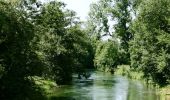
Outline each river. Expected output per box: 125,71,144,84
50,71,160,100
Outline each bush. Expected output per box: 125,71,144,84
115,65,144,80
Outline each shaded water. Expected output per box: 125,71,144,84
51,71,160,100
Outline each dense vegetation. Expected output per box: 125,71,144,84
94,40,119,72
86,0,170,89
0,0,93,99
87,0,170,87
0,0,170,99
130,0,170,86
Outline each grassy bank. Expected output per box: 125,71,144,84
97,66,112,73
114,65,157,85
29,76,59,100
96,65,144,80
31,76,58,94
114,65,144,80
31,68,170,100
159,85,170,100
114,65,161,87
114,65,170,99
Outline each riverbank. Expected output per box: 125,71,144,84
41,71,159,100
31,69,170,100
114,65,170,100
114,65,144,80
29,76,58,99
159,85,170,100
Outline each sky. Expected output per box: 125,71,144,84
58,0,98,21
58,0,112,40
53,0,98,21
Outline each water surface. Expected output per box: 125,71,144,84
51,71,160,100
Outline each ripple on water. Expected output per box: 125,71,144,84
52,71,160,100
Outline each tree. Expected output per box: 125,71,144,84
110,0,132,64
34,1,94,84
87,0,134,64
0,1,45,99
94,40,119,72
33,1,73,84
0,0,95,99
86,1,111,40
130,0,170,86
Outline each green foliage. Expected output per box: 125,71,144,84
0,1,46,99
86,0,112,40
87,0,136,65
30,76,58,94
67,26,94,69
111,0,133,64
94,40,119,72
2,0,170,99
115,65,144,80
0,0,95,99
34,1,72,85
32,1,94,85
130,0,170,86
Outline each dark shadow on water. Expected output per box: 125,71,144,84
72,79,94,87
48,74,160,100
49,96,93,100
49,96,76,100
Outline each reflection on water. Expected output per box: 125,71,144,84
51,71,160,100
